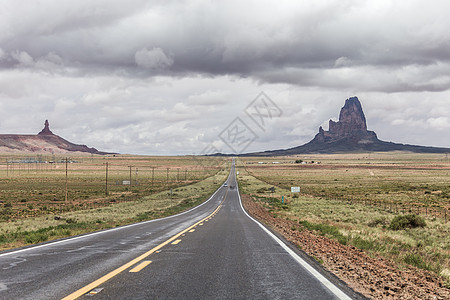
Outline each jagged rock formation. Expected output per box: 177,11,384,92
37,120,53,135
245,96,450,156
0,120,112,154
313,97,378,146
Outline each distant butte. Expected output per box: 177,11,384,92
0,120,112,155
245,96,450,156
38,120,53,135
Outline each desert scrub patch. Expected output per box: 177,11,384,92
312,255,324,265
403,253,432,271
351,235,385,251
298,220,349,245
389,214,426,230
24,232,48,244
367,217,388,227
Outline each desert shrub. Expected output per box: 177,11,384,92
351,236,384,251
24,232,48,244
389,214,426,230
403,253,431,270
299,220,349,245
256,187,268,193
368,217,388,227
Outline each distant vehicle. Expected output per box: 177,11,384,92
223,183,228,187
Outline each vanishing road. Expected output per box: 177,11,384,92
0,161,359,299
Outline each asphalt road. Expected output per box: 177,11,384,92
0,162,358,299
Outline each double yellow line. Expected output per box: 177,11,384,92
62,189,227,300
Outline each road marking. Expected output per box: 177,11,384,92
189,229,195,232
171,239,182,245
129,261,152,273
62,189,227,300
199,223,204,226
88,287,103,295
236,181,352,300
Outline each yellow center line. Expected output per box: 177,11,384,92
62,188,228,300
171,239,182,245
189,229,195,232
129,261,152,273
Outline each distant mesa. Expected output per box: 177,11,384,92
246,96,450,156
0,120,112,155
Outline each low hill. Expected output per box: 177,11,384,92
0,120,111,155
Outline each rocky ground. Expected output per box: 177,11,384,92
241,194,449,299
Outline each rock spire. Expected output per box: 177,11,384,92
38,120,54,135
313,96,377,143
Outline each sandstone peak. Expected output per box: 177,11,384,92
38,120,54,135
328,96,367,136
313,96,377,145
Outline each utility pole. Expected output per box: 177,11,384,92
185,169,187,181
104,162,109,196
166,168,169,185
128,165,133,187
135,167,138,185
152,167,155,186
177,168,180,182
65,157,68,202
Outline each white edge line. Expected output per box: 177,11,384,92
0,171,231,258
235,176,352,300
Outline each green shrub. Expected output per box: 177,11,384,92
0,234,7,243
368,217,388,227
299,220,348,245
25,232,48,244
389,214,426,230
403,253,431,270
351,236,384,251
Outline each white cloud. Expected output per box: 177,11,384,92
135,47,173,70
11,51,34,67
427,117,450,129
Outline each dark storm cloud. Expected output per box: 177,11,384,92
1,0,450,93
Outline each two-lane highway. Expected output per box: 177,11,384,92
0,161,357,299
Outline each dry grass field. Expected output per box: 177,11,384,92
237,152,450,284
0,154,229,250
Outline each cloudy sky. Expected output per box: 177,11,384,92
1,0,449,155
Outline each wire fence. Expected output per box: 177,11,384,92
0,155,225,220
